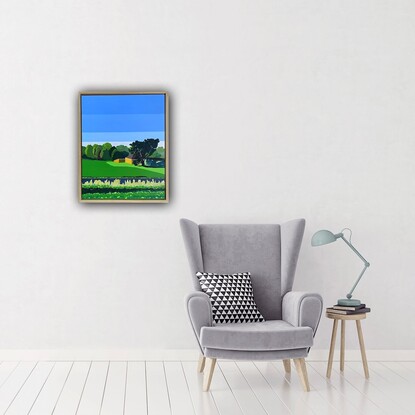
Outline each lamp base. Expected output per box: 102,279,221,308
337,298,361,306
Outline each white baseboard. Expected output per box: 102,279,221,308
0,349,414,361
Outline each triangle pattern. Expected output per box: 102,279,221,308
196,272,265,324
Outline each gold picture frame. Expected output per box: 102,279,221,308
79,91,169,203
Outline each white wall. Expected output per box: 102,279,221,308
0,0,414,353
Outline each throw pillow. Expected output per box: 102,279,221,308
196,272,265,324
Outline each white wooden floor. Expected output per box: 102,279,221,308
0,360,413,414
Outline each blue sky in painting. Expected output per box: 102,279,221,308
81,94,165,145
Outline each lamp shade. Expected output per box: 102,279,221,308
311,230,337,246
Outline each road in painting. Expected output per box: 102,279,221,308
80,93,167,201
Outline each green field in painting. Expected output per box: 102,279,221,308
82,159,165,179
82,190,166,200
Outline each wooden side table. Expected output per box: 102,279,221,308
326,312,369,379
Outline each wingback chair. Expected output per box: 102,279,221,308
180,218,323,392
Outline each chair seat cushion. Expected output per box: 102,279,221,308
200,320,313,351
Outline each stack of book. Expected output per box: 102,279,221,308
326,303,371,315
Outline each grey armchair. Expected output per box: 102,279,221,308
180,218,323,392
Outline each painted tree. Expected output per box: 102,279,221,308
100,142,113,161
111,145,129,161
150,147,165,159
92,144,102,160
129,139,160,166
116,144,130,153
85,144,94,159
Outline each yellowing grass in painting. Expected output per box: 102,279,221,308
82,179,165,189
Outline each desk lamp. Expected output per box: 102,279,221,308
311,229,370,306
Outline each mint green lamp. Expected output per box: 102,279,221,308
311,229,370,306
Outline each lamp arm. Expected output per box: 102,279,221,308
340,236,370,267
340,235,370,299
347,264,369,299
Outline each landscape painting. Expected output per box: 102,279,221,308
79,92,168,203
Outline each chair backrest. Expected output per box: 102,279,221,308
180,218,305,320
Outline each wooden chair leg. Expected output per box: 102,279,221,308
197,354,206,373
356,320,369,379
326,319,338,378
283,359,291,373
203,358,216,391
294,358,310,392
340,320,345,372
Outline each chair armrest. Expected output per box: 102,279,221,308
185,292,213,346
282,291,323,336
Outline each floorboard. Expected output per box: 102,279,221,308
124,361,147,415
164,362,195,415
0,359,411,414
310,361,383,414
29,361,72,415
146,362,171,415
182,362,219,415
52,362,91,415
303,361,353,415
219,362,267,415
100,362,127,415
76,361,109,415
238,361,291,415
270,361,337,415
5,361,54,415
366,361,415,414
0,362,37,414
0,363,19,390
208,362,243,415
343,362,410,415
254,361,315,414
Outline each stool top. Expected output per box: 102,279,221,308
326,312,367,320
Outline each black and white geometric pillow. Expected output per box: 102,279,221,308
196,272,265,324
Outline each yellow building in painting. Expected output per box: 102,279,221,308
113,155,136,164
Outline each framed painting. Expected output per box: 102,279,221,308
79,91,169,203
